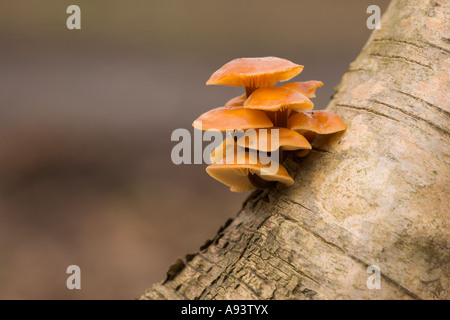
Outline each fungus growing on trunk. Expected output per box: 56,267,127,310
193,57,345,192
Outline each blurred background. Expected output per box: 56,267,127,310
0,0,390,299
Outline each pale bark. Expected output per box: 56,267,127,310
142,0,449,300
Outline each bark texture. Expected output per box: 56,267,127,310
143,0,449,300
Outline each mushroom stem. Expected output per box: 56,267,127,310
302,131,317,142
266,111,280,126
276,109,289,127
265,111,277,126
248,172,276,189
245,86,257,97
266,110,290,127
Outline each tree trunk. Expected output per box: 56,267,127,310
142,0,449,300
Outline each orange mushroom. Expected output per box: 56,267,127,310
293,149,310,158
206,151,294,192
193,106,273,131
281,80,323,98
236,127,311,152
244,86,313,127
206,57,303,96
244,87,313,112
192,56,341,191
287,110,346,142
226,81,323,107
225,94,246,107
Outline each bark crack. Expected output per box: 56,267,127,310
372,37,450,55
285,198,316,214
369,52,434,70
394,89,450,117
370,99,450,136
251,240,321,285
336,103,399,122
345,68,371,74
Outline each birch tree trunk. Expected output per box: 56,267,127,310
142,0,449,300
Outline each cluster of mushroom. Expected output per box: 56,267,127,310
193,57,346,192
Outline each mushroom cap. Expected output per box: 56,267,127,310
206,152,294,192
287,110,346,134
193,106,273,131
281,80,323,98
236,127,311,152
225,94,246,107
293,149,310,158
244,87,313,111
206,57,303,88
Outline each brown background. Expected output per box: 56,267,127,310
0,0,389,299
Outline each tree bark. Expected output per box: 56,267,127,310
142,0,449,300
